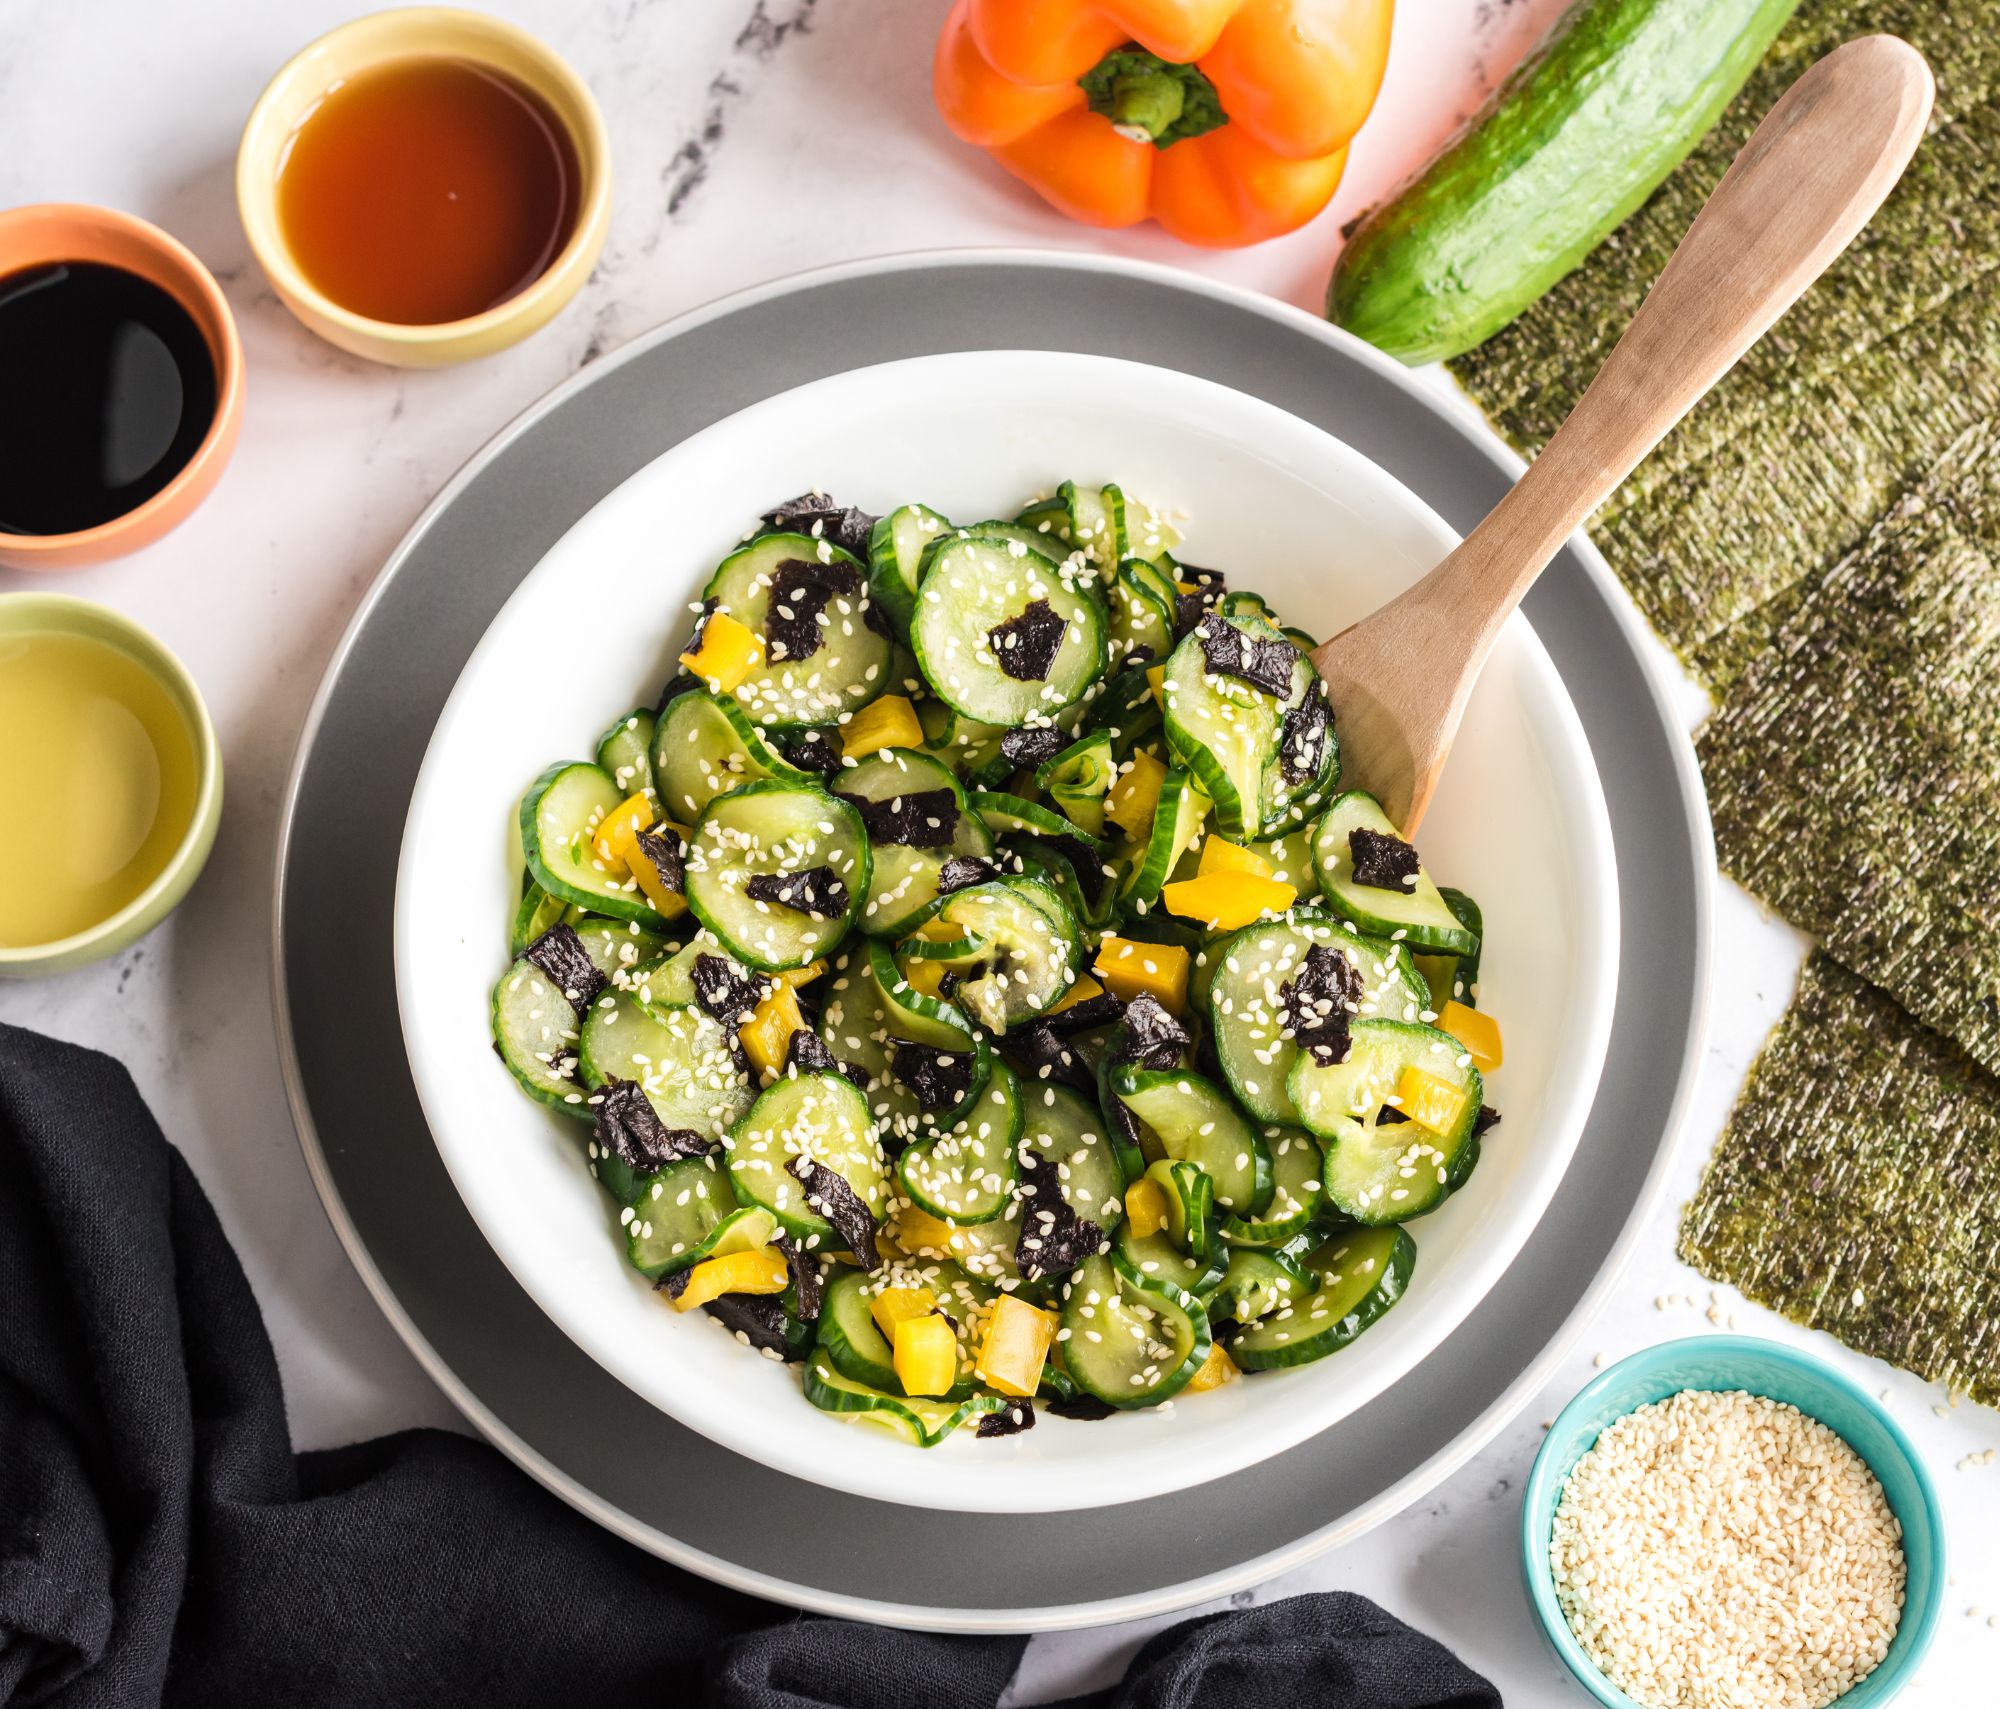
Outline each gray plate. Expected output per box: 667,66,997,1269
273,252,1711,1632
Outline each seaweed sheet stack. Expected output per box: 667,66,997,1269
1451,0,2000,1402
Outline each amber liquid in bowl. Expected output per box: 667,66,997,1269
275,56,580,326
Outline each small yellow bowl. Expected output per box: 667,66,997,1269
236,7,610,368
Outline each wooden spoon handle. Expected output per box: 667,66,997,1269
1427,33,1934,647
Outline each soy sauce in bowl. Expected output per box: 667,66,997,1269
0,262,219,537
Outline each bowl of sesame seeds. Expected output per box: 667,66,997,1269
1523,1335,1946,1709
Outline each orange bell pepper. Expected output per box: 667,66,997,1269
934,0,1395,247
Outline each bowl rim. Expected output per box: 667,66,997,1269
0,592,224,968
1520,1332,1948,1709
390,342,1622,1512
234,4,613,352
0,203,245,561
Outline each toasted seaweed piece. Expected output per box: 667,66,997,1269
1279,692,1334,787
1000,725,1070,769
761,493,876,561
764,557,864,665
1174,586,1221,643
1114,995,1192,1071
1004,1022,1095,1096
988,597,1067,682
780,728,843,777
1349,828,1420,893
891,1039,977,1113
1680,954,2000,1406
1195,614,1294,699
977,1399,1037,1438
1377,1105,1410,1127
704,1293,810,1361
661,1266,692,1300
937,855,1000,896
788,1155,880,1268
773,1232,824,1322
1471,1105,1501,1139
744,866,849,919
1176,562,1226,590
1046,1392,1116,1421
632,827,686,898
1281,944,1364,1067
692,953,770,1026
523,924,605,1016
836,786,959,850
1042,987,1124,1036
784,1027,865,1092
593,1078,711,1173
1015,1147,1104,1282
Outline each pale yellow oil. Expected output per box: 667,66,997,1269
0,630,199,948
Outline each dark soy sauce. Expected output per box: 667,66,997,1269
0,262,218,536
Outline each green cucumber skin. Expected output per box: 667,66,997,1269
1327,0,1802,364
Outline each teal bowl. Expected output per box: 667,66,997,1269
1522,1335,1945,1708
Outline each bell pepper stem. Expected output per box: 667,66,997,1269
1078,47,1227,149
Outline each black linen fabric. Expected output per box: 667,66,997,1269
0,1024,1501,1709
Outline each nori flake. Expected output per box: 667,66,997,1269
760,493,876,562
1279,692,1333,786
703,1294,808,1361
1281,944,1363,1067
891,1040,976,1112
1004,1022,1095,1096
765,557,862,665
1041,987,1125,1036
593,1078,711,1173
632,826,685,898
1015,1146,1104,1282
988,598,1067,682
977,1400,1037,1437
660,1266,692,1300
691,954,769,1026
1195,615,1294,699
1046,1392,1116,1421
779,728,843,777
835,786,959,849
1174,587,1221,642
1114,995,1191,1071
999,725,1070,768
1348,829,1420,893
1471,1105,1501,1140
774,1231,824,1322
744,866,849,919
787,1155,880,1268
785,1027,865,1092
523,923,605,1016
937,855,1000,895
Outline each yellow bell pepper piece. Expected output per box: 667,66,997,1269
775,959,828,990
870,1286,939,1341
840,693,925,759
1439,1001,1502,1073
893,1311,960,1398
1145,664,1166,711
670,1245,788,1312
973,1294,1057,1399
1093,936,1189,1013
1045,974,1104,1018
1161,872,1297,932
1104,751,1166,842
887,1208,966,1259
897,955,949,1000
1124,1176,1170,1239
678,610,764,694
1198,838,1273,879
1174,580,1201,597
1396,1066,1469,1136
738,981,804,1081
591,792,656,872
1185,1343,1240,1394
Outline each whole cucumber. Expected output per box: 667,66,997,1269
1327,0,1800,365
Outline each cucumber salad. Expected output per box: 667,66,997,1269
492,484,1505,1446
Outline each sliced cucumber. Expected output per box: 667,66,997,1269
1312,791,1476,955
1221,1126,1325,1246
865,939,983,1055
1413,887,1485,1010
1206,910,1432,1125
1228,1226,1415,1370
816,1265,902,1390
816,944,987,1147
802,1348,1003,1445
683,780,869,971
911,537,1106,727
867,503,950,641
650,690,803,824
1021,1081,1127,1229
1059,1253,1210,1409
491,958,590,1116
1121,766,1209,910
623,1158,773,1278
1209,1240,1314,1325
898,877,1082,1034
568,917,672,985
1290,1019,1483,1223
520,762,671,928
595,707,658,801
577,989,755,1139
1037,731,1115,837
1107,560,1174,666
509,877,571,959
969,790,1104,851
896,1062,1024,1224
1109,1065,1272,1214
1060,480,1126,569
1113,1223,1228,1299
1246,825,1321,900
831,748,995,938
1007,836,1122,932
1141,1158,1215,1261
726,1071,889,1239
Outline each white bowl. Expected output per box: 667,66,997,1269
395,349,1618,1514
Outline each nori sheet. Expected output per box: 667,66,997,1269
1679,954,2000,1405
1698,417,2000,1076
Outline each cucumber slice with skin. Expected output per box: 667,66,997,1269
899,877,1082,1034
912,536,1107,728
916,697,1015,789
1121,766,1209,909
802,1348,1004,1446
491,958,590,1116
867,503,951,641
1113,1222,1228,1299
1022,1080,1128,1229
1312,791,1476,956
577,990,756,1140
816,1265,902,1390
509,878,571,958
1110,1065,1272,1215
520,762,672,928
864,938,983,1055
567,918,672,985
726,1070,890,1241
1006,836,1123,932
1107,561,1174,667
1221,1126,1326,1246
1210,1239,1314,1325
623,1157,771,1278
1228,1226,1416,1370
819,1259,997,1398
817,944,988,1147
683,780,870,972
830,748,995,938
897,1062,1024,1225
969,790,1105,852
1060,481,1127,570
1141,1158,1214,1262
651,690,805,824
1038,731,1115,837
704,533,894,733
1247,825,1321,900
1207,910,1433,1125
1059,1253,1210,1409
1290,1019,1484,1224
595,708,658,801
1413,887,1485,1010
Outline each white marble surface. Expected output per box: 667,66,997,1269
2,0,1994,1699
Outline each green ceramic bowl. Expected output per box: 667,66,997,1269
1523,1335,1945,1709
0,593,222,976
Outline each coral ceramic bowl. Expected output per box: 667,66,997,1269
0,205,243,572
237,7,610,368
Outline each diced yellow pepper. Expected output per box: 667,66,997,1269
1174,580,1201,596
738,980,804,1081
840,693,924,759
678,610,764,694
870,1286,939,1342
1046,974,1104,1018
1145,664,1166,710
1093,935,1190,1013
670,1245,789,1312
1185,1342,1240,1393
894,1311,960,1398
592,792,656,872
1439,1001,1502,1073
897,955,948,999
1198,837,1273,880
1124,1176,1170,1238
1161,872,1297,931
1104,751,1166,842
887,1208,966,1259
973,1295,1057,1398
1396,1066,1469,1136
775,959,829,990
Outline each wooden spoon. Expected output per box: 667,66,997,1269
1311,33,1934,833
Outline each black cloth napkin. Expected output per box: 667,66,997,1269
0,1023,1502,1709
